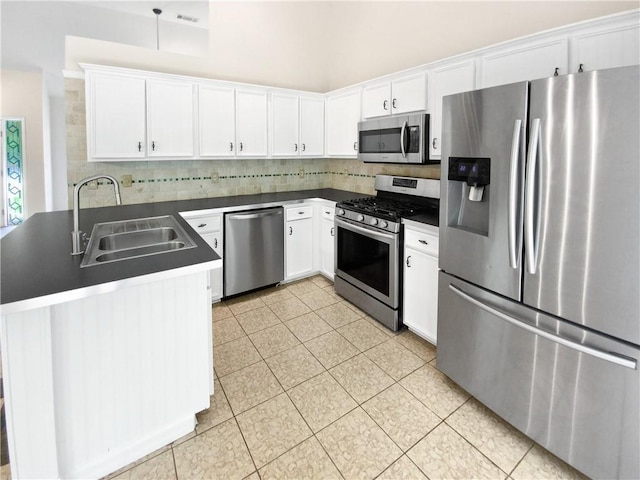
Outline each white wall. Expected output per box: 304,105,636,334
0,1,209,211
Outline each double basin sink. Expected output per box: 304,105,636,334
81,215,197,267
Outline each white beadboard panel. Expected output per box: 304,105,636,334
0,307,60,479
49,271,210,478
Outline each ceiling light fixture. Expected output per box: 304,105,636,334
153,8,162,50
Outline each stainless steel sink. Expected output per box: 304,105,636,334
81,215,197,267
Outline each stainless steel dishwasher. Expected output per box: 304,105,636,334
224,207,284,297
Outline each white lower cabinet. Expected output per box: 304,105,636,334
285,204,314,281
183,213,224,302
402,220,439,344
318,203,336,279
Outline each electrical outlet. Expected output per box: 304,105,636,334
88,180,98,190
298,168,305,178
211,171,219,183
121,174,133,187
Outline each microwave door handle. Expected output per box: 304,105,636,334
400,121,407,158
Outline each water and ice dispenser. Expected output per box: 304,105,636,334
447,157,491,235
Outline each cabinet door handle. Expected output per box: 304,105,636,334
295,143,298,152
419,239,429,245
289,226,293,236
240,142,244,152
214,238,218,249
578,63,584,73
330,227,335,236
432,138,437,149
392,98,397,109
383,100,388,111
198,223,207,228
230,142,234,152
406,255,411,267
353,141,358,151
298,211,304,215
138,141,142,152
302,143,306,152
553,67,560,77
152,141,156,151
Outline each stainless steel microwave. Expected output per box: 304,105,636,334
357,113,433,164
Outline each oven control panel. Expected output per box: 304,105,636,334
335,208,399,233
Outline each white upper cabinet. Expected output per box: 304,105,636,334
428,59,476,158
198,85,236,157
362,72,427,118
299,96,324,156
235,89,268,157
481,37,569,88
87,72,146,160
146,79,195,158
326,88,361,157
271,93,325,157
570,17,640,73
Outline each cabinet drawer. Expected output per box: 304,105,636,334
185,214,222,234
321,206,335,220
286,205,313,221
405,228,439,256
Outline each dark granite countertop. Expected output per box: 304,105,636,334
404,210,440,227
1,188,361,309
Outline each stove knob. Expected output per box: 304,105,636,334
370,218,379,226
357,214,365,222
380,220,388,229
337,209,345,216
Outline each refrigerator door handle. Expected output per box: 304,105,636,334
508,119,524,269
449,284,637,370
525,118,542,274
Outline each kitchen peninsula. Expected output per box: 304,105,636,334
0,188,358,479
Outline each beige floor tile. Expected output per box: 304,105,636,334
329,354,394,404
105,446,173,479
337,319,389,352
113,450,176,480
377,456,428,480
258,286,295,305
236,393,312,468
219,361,283,414
316,302,364,329
447,398,533,473
310,275,334,288
269,297,313,321
213,316,246,346
0,464,9,480
399,364,470,419
173,418,255,480
362,316,398,337
235,306,282,335
395,331,436,362
407,423,505,480
213,336,262,377
304,331,359,369
511,445,588,480
265,344,325,390
342,301,368,318
364,339,425,381
297,289,340,310
316,407,402,480
259,436,343,480
249,323,300,358
362,384,441,451
227,295,267,316
213,303,233,322
243,473,260,480
288,371,357,432
286,278,322,296
195,379,234,434
285,312,334,342
322,285,344,302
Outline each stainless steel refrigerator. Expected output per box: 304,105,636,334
438,66,639,479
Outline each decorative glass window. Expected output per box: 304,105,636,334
2,118,25,226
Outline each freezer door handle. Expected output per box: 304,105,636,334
525,118,542,274
449,284,637,370
508,119,524,269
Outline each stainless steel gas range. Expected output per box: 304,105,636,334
334,175,440,331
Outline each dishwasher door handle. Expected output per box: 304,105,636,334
227,210,283,221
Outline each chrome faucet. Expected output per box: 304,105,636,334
72,174,122,255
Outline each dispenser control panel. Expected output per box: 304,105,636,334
448,157,491,186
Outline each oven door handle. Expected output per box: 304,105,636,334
335,217,396,242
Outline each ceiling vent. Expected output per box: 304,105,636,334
177,14,199,24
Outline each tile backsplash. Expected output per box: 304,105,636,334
66,78,440,208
